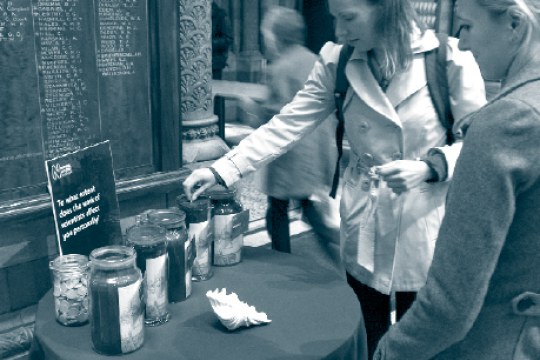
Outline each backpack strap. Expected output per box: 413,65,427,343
329,44,353,198
425,32,455,144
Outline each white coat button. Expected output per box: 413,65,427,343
359,121,370,131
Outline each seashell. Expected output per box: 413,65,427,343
206,288,271,331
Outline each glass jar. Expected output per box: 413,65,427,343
89,246,144,355
147,208,194,303
49,254,89,326
177,194,213,281
126,224,170,326
208,187,244,266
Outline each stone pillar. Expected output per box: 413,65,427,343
178,0,229,164
235,0,265,83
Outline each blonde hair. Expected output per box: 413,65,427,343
476,0,540,47
367,0,425,80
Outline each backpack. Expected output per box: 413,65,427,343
329,33,454,198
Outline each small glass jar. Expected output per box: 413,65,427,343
89,246,144,355
49,254,89,326
147,208,194,303
208,187,244,266
177,194,213,281
126,224,170,326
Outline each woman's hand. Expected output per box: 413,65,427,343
375,160,432,195
182,168,217,200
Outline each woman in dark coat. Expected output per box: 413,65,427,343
374,0,540,358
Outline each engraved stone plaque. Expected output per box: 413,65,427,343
0,0,153,201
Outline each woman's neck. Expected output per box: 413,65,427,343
503,39,540,87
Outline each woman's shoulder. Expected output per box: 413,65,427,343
468,92,540,139
319,41,343,65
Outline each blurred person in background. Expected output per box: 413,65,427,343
239,6,341,267
374,0,540,358
184,0,486,356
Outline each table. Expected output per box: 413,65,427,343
31,246,366,359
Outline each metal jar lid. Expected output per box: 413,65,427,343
146,208,186,229
207,185,237,201
176,194,211,210
126,224,166,247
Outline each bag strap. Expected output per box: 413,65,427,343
425,32,455,144
329,44,353,198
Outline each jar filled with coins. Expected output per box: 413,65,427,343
89,246,144,355
126,223,170,326
147,208,194,303
49,254,89,326
177,194,213,281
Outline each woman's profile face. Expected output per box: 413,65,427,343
328,0,383,51
456,0,517,80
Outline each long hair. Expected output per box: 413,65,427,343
370,0,425,79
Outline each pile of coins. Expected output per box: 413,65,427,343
52,273,89,326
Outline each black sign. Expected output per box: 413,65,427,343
46,141,122,256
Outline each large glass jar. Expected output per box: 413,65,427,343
177,194,213,281
49,254,89,326
208,187,244,266
89,246,144,355
147,208,194,303
126,224,170,326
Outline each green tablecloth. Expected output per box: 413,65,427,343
31,246,366,359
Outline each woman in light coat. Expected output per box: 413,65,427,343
184,0,486,356
374,0,540,358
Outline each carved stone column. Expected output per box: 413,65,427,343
178,0,229,164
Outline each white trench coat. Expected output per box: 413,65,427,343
213,30,486,294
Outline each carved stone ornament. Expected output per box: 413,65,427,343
178,0,213,118
182,124,219,141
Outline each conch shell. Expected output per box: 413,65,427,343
206,288,272,331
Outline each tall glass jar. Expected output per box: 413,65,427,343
126,224,170,326
147,208,194,303
89,246,144,355
49,254,89,326
208,187,244,266
177,194,213,281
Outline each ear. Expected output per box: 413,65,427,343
507,9,528,42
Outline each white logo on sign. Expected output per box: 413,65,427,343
52,163,72,180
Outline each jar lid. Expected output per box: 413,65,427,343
176,194,210,210
146,208,186,229
207,185,237,200
89,245,136,270
49,254,89,272
126,224,166,247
